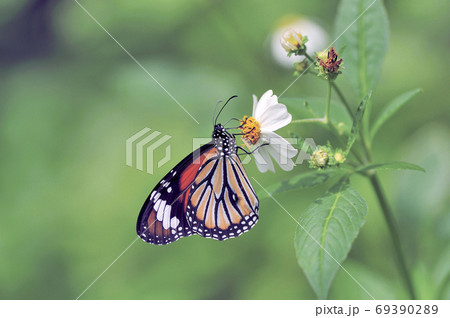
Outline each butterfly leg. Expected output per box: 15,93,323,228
236,143,269,155
231,126,256,138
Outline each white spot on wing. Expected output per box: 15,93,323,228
171,217,180,229
162,205,171,229
156,200,166,221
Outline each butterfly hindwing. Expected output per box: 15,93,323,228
186,153,259,241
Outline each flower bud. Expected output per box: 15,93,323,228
331,149,346,165
293,61,308,76
270,17,328,68
310,146,330,168
280,29,308,56
315,47,343,80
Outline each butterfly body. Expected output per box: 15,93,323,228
136,123,259,245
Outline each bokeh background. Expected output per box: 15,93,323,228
1,0,449,299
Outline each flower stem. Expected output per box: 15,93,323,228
304,53,355,121
369,174,417,299
304,52,315,63
329,80,372,163
291,118,326,124
330,82,355,121
325,80,332,123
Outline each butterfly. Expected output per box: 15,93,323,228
136,96,260,245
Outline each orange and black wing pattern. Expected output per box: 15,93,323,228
136,143,217,245
137,123,260,245
186,153,259,240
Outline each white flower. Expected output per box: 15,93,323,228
239,90,298,173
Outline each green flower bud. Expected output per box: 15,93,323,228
310,146,330,168
293,61,308,76
330,149,346,165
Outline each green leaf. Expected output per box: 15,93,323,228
356,161,425,173
370,88,422,139
294,179,368,299
334,0,389,99
259,168,347,199
345,92,371,153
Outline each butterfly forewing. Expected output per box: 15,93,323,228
136,143,215,245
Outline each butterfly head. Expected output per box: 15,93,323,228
213,123,236,156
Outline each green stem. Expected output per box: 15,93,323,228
304,53,355,121
325,80,332,123
329,80,371,163
360,136,372,163
330,82,355,121
369,174,417,299
291,118,326,124
304,52,315,63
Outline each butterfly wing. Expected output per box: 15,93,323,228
186,153,259,241
137,143,219,245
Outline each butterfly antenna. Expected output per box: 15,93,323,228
214,95,238,125
212,100,223,126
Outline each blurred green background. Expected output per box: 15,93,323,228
0,0,449,300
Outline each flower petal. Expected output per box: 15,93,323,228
258,103,292,132
253,147,275,173
260,131,298,171
254,90,278,119
263,131,298,157
251,132,298,172
252,94,258,117
266,143,295,171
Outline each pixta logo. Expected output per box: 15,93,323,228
126,128,172,174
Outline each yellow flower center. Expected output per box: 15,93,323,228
239,116,261,146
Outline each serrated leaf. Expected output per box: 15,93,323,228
334,0,389,100
259,168,346,199
295,179,367,299
356,161,425,173
345,93,371,153
370,89,422,139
